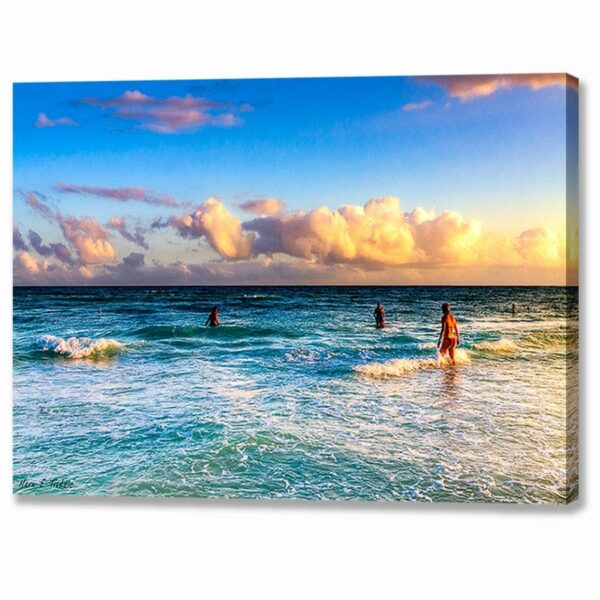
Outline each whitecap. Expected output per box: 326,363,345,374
36,335,123,359
355,348,471,378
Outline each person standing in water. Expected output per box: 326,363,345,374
205,305,220,327
511,303,517,315
437,302,460,364
374,302,385,328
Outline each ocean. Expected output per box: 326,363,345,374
13,286,578,503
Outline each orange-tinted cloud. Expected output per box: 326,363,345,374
60,216,117,264
167,195,565,273
24,191,118,265
169,198,255,260
244,197,482,267
427,73,578,101
15,192,570,285
16,251,40,275
240,198,286,216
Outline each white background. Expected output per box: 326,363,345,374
0,1,597,598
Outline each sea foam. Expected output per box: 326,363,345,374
355,348,471,378
36,335,123,359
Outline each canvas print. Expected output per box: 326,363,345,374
13,74,579,502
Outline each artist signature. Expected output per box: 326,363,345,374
16,477,75,491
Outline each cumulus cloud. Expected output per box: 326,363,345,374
403,100,433,112
35,113,78,128
16,251,40,275
166,195,565,274
60,216,117,264
169,197,255,260
13,251,96,285
78,90,248,134
515,227,563,265
56,182,178,207
240,198,286,216
16,191,568,285
106,216,149,249
427,73,578,101
243,197,481,267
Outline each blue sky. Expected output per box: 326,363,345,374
12,74,577,285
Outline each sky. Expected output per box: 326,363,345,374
13,74,578,285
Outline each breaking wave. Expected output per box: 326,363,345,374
355,348,471,378
35,335,124,359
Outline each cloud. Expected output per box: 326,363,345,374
243,197,481,267
60,216,117,264
403,100,433,112
27,230,52,256
35,113,78,128
239,198,286,216
102,252,146,278
56,182,178,207
13,251,95,285
13,226,28,251
15,192,568,285
24,192,117,265
16,251,40,275
106,216,149,249
169,197,255,260
166,195,564,273
122,252,145,269
78,90,248,134
426,73,578,101
150,217,170,229
515,227,562,265
25,191,55,221
27,230,76,265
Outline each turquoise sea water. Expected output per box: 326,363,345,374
13,286,578,503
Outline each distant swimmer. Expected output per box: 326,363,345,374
374,302,386,329
437,302,460,364
205,306,220,327
511,303,517,314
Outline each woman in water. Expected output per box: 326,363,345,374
437,302,460,364
374,302,385,328
205,306,220,327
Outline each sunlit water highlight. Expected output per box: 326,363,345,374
13,286,578,503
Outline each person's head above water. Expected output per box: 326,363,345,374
212,306,218,312
442,302,450,314
376,302,381,308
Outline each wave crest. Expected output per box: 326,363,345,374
521,331,574,350
36,335,123,359
355,348,471,379
472,338,519,354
